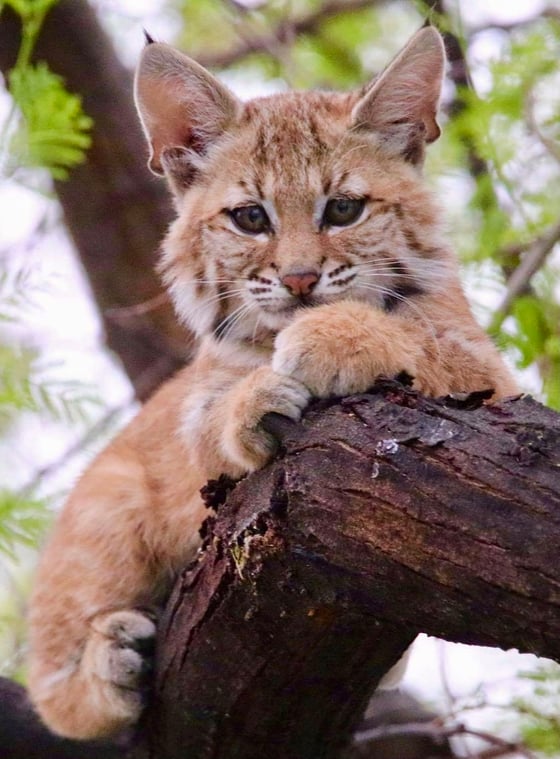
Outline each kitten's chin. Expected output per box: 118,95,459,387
260,298,325,325
245,291,377,338
257,308,298,332
257,294,347,331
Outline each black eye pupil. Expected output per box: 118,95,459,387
323,197,365,227
231,205,269,234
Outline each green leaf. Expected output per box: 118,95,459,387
511,296,547,365
6,62,92,178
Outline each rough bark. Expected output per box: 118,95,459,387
130,380,560,759
0,1,191,400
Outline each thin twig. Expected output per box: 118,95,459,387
196,0,384,69
354,719,537,758
433,5,493,180
524,89,560,165
491,216,560,331
104,291,170,322
221,0,299,85
436,639,475,756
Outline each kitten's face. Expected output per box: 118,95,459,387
161,92,449,342
135,29,451,342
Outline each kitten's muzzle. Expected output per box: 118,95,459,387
281,270,319,297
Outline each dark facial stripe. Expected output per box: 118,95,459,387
382,281,424,312
379,258,424,311
213,317,229,340
391,202,421,249
391,203,441,259
193,264,206,297
333,274,356,288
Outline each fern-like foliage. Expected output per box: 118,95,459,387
0,266,99,432
7,63,93,180
0,490,50,562
0,344,99,431
1,0,93,180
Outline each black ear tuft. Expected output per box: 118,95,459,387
143,29,156,45
421,1,437,28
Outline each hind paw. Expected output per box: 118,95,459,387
83,609,156,723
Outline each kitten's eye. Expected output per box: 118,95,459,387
230,205,270,234
323,197,365,227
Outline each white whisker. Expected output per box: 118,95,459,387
197,288,246,308
356,269,423,280
356,263,449,289
182,287,247,332
190,278,239,285
218,301,257,340
325,142,365,171
251,313,263,343
184,289,244,316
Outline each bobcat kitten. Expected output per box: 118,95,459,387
27,27,518,738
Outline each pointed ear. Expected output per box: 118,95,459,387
134,42,240,186
352,27,446,165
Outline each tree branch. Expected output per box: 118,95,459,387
355,720,536,758
132,381,560,758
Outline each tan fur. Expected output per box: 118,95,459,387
27,28,518,739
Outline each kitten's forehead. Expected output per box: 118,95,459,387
242,91,354,143
235,91,357,196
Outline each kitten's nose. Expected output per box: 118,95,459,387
281,270,319,296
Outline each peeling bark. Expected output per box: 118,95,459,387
131,381,560,758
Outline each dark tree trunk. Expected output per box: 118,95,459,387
130,381,560,758
0,677,125,759
0,1,191,400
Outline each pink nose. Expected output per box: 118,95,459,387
281,271,319,296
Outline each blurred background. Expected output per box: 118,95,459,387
0,0,559,756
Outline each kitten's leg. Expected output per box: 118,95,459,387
29,367,307,738
187,365,310,477
272,300,517,399
27,453,161,739
29,608,156,738
218,366,311,474
272,300,448,398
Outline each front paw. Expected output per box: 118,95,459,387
222,366,310,472
272,301,420,398
82,609,156,726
